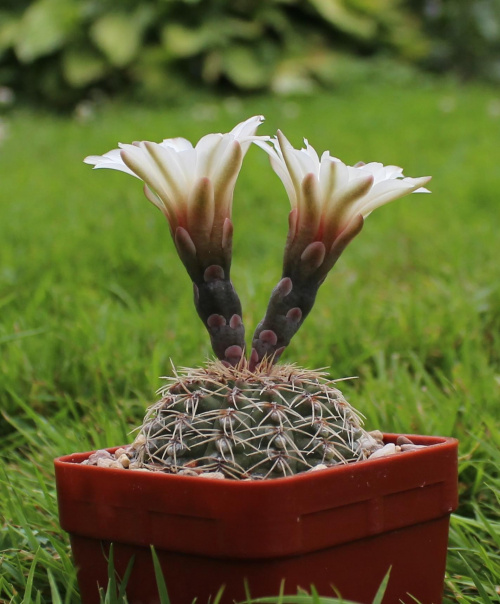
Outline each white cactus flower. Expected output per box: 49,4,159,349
84,116,267,271
256,130,431,263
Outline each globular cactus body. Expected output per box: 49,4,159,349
133,361,379,479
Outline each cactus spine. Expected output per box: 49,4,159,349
132,361,380,480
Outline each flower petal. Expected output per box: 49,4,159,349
360,176,432,217
143,141,188,202
319,156,339,205
211,139,243,224
83,148,139,178
295,172,321,244
254,137,297,206
295,146,317,179
120,143,174,209
195,133,225,179
359,162,404,184
187,177,215,251
174,148,197,183
322,172,373,245
302,139,320,175
276,130,306,202
161,137,193,152
143,184,168,215
230,115,265,153
270,154,297,207
336,173,375,207
330,158,349,192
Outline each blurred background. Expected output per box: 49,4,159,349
1,0,500,111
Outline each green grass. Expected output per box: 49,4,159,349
1,79,499,602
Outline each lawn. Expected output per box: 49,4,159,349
0,79,499,602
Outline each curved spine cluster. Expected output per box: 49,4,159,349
132,361,379,479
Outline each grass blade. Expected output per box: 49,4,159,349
150,546,171,604
117,556,136,601
47,569,64,604
21,548,40,604
458,553,494,603
212,585,226,604
371,568,391,604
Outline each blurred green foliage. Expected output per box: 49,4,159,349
0,0,499,107
416,0,500,81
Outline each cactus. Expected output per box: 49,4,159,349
131,360,383,479
86,117,431,479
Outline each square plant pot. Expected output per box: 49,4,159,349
55,434,458,604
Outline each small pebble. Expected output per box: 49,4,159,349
97,458,116,468
396,435,414,446
199,471,225,479
114,448,127,458
88,449,112,464
401,444,426,452
367,430,384,444
308,464,328,473
178,468,200,477
118,454,130,468
369,443,397,459
358,433,383,455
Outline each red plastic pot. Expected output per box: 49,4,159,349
55,434,458,604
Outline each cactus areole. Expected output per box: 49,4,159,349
55,117,458,604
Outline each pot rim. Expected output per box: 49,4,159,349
54,433,458,486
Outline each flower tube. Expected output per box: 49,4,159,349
85,116,267,365
251,131,431,367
